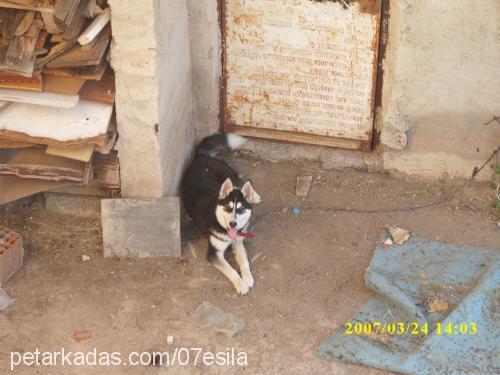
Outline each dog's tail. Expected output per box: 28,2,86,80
195,133,247,157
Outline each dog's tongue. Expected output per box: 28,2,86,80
228,228,238,239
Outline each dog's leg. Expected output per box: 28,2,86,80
233,239,254,288
208,235,249,295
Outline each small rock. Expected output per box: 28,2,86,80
82,255,90,262
296,175,313,198
191,301,245,337
73,330,92,342
0,288,14,310
167,335,174,345
427,297,449,313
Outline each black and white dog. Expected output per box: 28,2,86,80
181,133,262,295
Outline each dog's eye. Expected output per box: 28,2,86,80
224,205,232,212
236,208,245,214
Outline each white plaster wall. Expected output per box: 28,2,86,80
186,0,221,141
156,0,195,196
110,0,194,197
381,0,500,180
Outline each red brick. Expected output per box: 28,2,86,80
0,226,23,287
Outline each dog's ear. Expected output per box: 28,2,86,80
219,178,234,199
241,180,262,204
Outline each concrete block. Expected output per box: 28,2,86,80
44,193,101,218
0,226,24,287
101,198,180,258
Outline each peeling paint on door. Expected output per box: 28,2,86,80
222,0,382,150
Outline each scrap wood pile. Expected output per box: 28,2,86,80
0,0,119,205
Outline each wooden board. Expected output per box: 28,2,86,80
0,147,89,183
0,175,72,205
0,73,42,91
79,67,114,103
46,24,110,68
46,143,94,162
0,100,113,146
0,87,78,108
42,74,85,94
0,0,56,13
101,198,181,258
42,59,106,80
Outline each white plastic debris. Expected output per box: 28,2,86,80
0,288,14,310
385,225,411,245
82,255,91,262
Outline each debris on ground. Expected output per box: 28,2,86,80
82,255,90,262
383,238,393,249
292,207,301,215
72,330,92,342
191,301,245,337
385,225,411,245
295,175,313,198
317,233,500,374
0,288,13,310
427,297,449,313
0,1,119,205
0,225,24,286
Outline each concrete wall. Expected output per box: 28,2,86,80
156,0,195,196
380,0,500,180
109,0,162,197
186,0,221,141
110,0,194,197
186,0,500,180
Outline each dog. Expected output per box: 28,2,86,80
181,133,262,295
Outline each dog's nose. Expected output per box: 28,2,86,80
229,221,237,228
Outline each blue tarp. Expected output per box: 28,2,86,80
317,233,499,374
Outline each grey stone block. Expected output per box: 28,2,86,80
191,301,245,337
101,198,180,258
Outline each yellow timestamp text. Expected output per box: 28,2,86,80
343,321,478,335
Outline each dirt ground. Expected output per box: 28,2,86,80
1,156,499,374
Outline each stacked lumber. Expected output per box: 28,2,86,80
0,0,119,203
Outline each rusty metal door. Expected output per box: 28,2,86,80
221,0,382,151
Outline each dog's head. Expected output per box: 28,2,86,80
215,178,262,237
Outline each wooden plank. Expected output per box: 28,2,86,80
62,0,89,40
0,147,88,182
2,13,44,76
34,38,76,71
14,10,34,36
0,0,55,13
42,59,106,80
0,72,42,91
54,0,80,24
101,198,181,258
46,24,109,68
79,67,114,103
92,151,119,188
0,88,78,108
42,74,85,94
230,126,365,151
0,175,72,205
41,11,64,33
46,143,94,162
0,100,112,146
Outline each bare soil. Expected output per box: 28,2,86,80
0,157,498,374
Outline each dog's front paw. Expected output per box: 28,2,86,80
242,273,254,288
233,278,250,295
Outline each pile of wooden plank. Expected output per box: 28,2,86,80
0,0,119,204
